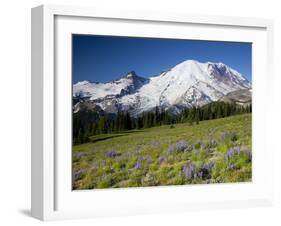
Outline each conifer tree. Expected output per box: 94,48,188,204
124,112,132,130
98,116,109,134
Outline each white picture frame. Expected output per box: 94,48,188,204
31,4,274,221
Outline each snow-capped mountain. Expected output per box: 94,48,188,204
73,60,251,116
73,71,148,99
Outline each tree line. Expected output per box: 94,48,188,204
73,102,252,145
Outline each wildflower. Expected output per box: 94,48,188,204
158,156,165,163
134,161,141,170
234,146,241,154
227,163,236,170
167,145,175,155
225,146,243,161
198,171,203,179
73,169,83,181
168,141,189,154
221,132,229,141
221,132,238,142
139,155,152,163
182,163,196,179
197,161,215,179
105,150,117,158
175,140,188,152
224,148,235,161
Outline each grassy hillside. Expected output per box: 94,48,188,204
73,114,252,189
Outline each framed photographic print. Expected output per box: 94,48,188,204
31,4,274,221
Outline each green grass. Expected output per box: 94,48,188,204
73,114,252,189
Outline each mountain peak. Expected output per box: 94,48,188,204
75,80,90,86
178,60,228,69
172,59,206,73
126,70,137,78
176,59,201,67
123,71,148,84
215,62,227,67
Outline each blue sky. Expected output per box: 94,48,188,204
72,35,252,83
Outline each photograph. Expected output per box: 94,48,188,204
72,35,252,190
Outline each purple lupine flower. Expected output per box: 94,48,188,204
168,141,189,154
167,145,175,155
221,132,229,141
73,169,83,181
231,148,235,155
138,156,145,161
225,148,235,161
134,161,141,170
225,150,230,161
225,147,243,161
182,163,196,179
158,156,165,163
221,132,238,142
234,146,241,155
203,161,215,171
138,155,153,163
196,161,215,179
231,150,235,159
105,150,117,158
228,163,236,170
198,171,203,179
175,140,188,152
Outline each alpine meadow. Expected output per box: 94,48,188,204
72,35,252,190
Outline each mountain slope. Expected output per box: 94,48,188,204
73,59,251,116
219,88,252,105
